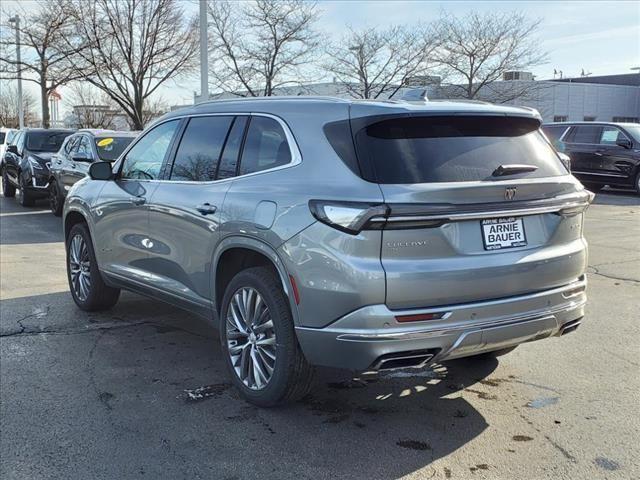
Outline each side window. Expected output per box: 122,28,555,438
599,127,628,146
170,116,233,181
217,116,248,180
239,116,292,176
567,125,601,144
76,136,92,158
121,120,179,180
15,132,25,154
64,136,77,155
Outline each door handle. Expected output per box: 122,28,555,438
594,151,603,156
130,196,146,206
196,203,217,215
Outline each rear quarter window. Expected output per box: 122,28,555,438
353,116,566,184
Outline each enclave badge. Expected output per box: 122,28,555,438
504,187,517,200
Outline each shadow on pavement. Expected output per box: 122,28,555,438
1,290,498,479
592,188,640,206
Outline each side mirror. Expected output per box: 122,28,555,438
616,138,632,149
72,152,93,162
89,161,113,181
7,145,18,154
558,152,571,171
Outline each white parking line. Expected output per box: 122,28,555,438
0,210,50,217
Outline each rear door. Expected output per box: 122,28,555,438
351,113,589,309
562,125,602,174
145,115,240,308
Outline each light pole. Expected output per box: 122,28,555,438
199,0,208,103
8,15,24,128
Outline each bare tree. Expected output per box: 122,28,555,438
68,0,197,129
0,0,85,128
66,83,119,129
324,25,437,99
207,0,320,97
0,81,37,127
432,11,547,102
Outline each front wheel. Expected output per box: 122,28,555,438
49,181,64,216
66,223,120,311
220,266,314,406
2,169,16,197
17,175,35,207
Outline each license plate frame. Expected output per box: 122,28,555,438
481,217,527,251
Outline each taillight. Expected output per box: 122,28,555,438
308,200,388,234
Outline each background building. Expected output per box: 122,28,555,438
201,73,640,124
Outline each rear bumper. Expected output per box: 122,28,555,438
295,276,587,371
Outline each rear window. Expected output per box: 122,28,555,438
26,131,71,152
353,116,566,184
95,136,135,162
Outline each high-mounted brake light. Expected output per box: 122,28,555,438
308,200,388,234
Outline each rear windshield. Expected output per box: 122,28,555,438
353,116,566,184
26,131,71,152
95,136,135,161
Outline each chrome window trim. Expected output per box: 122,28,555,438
115,112,302,186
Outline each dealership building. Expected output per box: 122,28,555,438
203,72,640,124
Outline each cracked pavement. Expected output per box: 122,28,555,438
1,190,639,479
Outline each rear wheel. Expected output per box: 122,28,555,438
66,223,120,311
17,175,35,207
582,182,604,192
1,169,15,198
49,180,63,216
220,266,314,406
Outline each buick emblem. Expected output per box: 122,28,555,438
504,187,517,200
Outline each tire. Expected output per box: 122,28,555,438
66,223,120,311
2,169,16,198
17,174,35,207
582,182,604,192
635,171,640,196
220,266,314,407
49,180,63,216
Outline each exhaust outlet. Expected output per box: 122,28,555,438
559,318,582,336
372,350,436,371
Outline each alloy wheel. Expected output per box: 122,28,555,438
225,287,277,390
69,234,91,301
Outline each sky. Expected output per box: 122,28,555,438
2,0,639,116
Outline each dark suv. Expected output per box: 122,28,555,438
48,129,137,215
542,122,640,194
1,128,73,206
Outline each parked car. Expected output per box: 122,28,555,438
542,122,640,194
1,128,73,206
0,127,18,160
63,97,593,406
48,129,138,216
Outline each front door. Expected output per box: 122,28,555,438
92,119,181,285
595,126,636,182
145,115,243,309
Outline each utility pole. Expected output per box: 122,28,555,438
199,0,208,103
9,15,24,128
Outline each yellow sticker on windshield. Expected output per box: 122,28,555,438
97,138,114,147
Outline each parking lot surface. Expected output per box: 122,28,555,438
1,190,639,480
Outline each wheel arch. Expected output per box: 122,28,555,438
64,209,89,240
213,237,298,324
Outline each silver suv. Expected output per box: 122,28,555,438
63,97,593,406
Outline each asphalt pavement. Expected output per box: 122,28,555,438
1,189,639,480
